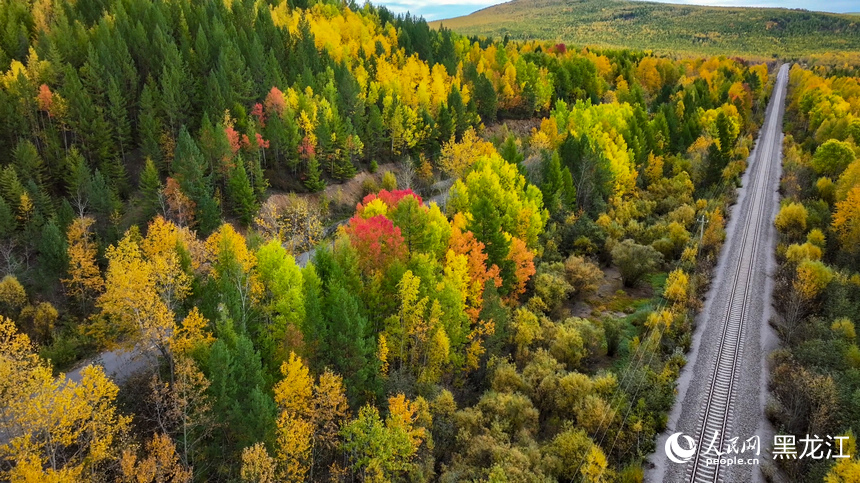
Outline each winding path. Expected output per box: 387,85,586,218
647,64,788,483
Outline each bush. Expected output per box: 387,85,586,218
611,239,663,287
361,177,379,197
533,265,572,313
550,324,586,370
775,202,808,241
0,274,26,318
369,159,379,173
39,329,94,371
563,255,603,296
381,171,397,191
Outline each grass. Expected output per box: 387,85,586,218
429,0,860,58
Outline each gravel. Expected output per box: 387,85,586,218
646,64,789,483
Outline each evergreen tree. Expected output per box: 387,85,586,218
139,79,163,166
206,335,276,479
323,281,376,403
138,158,163,220
500,134,524,168
174,127,219,233
12,140,45,186
474,72,498,122
38,218,68,276
365,104,385,162
303,156,326,192
541,151,564,215
468,196,512,284
447,87,466,139
107,77,132,163
227,158,258,226
0,197,14,239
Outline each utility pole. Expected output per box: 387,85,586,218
697,213,708,244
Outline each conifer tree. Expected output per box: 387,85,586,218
228,158,259,226
139,157,163,220
303,156,326,192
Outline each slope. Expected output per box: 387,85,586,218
430,0,860,57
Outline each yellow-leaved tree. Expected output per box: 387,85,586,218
0,316,129,481
62,216,103,311
832,185,860,254
438,128,497,179
97,230,175,365
270,351,350,480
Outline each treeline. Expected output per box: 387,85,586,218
0,0,780,481
767,65,860,481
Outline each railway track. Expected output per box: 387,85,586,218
684,64,789,483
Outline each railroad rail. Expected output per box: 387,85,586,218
685,63,789,483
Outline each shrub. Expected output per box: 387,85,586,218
563,255,603,296
611,239,663,287
533,266,572,313
664,269,689,307
550,324,586,370
0,275,26,318
369,159,379,173
775,202,808,241
381,171,397,191
361,177,379,197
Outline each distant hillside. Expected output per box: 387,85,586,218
430,0,860,57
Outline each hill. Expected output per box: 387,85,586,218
430,0,860,57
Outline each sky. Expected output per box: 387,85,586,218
373,0,860,21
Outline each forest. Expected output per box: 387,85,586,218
767,63,860,482
0,0,847,481
429,0,860,59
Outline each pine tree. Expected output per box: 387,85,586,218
323,281,375,403
447,87,466,139
12,140,46,186
303,156,325,192
474,73,498,122
207,336,277,474
437,104,454,147
541,151,563,214
38,218,68,276
139,79,163,166
0,197,14,239
174,127,219,233
467,196,512,286
139,158,163,220
500,134,524,168
107,77,132,163
365,104,386,162
228,158,258,226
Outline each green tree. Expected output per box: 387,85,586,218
207,335,277,479
611,239,663,287
228,159,259,226
38,219,68,277
811,139,855,176
139,157,163,220
0,197,14,239
474,73,498,122
174,127,219,233
303,156,326,192
256,240,305,366
139,79,164,166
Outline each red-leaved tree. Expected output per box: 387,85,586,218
344,215,407,273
